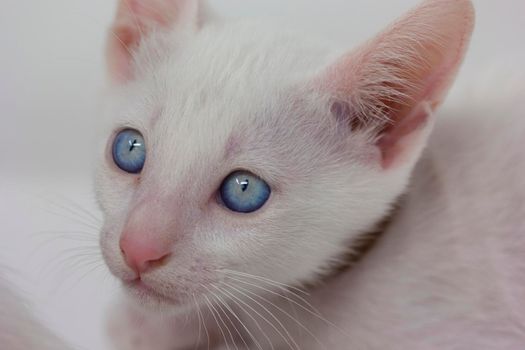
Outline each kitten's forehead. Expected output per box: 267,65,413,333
129,22,331,181
161,21,328,95
148,21,330,126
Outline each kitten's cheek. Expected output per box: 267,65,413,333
100,231,137,282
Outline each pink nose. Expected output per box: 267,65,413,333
119,234,171,274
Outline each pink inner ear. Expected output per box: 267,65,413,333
377,102,432,169
106,25,139,83
318,0,474,170
123,0,173,27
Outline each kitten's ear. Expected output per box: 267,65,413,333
317,0,474,169
106,0,210,83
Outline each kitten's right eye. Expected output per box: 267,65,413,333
219,171,271,213
112,129,146,174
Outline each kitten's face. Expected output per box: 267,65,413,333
97,23,398,307
96,0,473,309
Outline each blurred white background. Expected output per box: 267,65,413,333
0,1,524,349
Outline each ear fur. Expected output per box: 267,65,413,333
106,0,210,83
316,0,475,169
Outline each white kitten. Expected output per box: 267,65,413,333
99,0,473,304
95,0,481,349
2,0,524,349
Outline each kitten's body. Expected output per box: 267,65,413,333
340,88,525,349
2,1,524,349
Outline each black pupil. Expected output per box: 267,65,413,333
240,178,249,192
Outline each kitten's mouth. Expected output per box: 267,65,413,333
124,279,178,304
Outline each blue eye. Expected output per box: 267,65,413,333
112,129,146,174
220,171,271,213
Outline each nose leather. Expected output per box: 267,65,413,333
120,233,171,274
118,197,177,274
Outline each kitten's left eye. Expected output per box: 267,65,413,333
112,129,146,174
220,171,271,213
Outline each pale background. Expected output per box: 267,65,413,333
0,1,524,349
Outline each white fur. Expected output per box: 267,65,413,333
213,77,525,349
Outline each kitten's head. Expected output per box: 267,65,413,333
97,0,474,309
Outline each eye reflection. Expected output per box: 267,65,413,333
237,178,249,192
128,139,142,152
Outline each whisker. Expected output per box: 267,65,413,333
221,270,333,328
41,208,101,231
220,269,309,296
38,250,101,275
222,282,299,350
203,294,230,350
232,281,327,350
29,235,99,259
37,249,102,283
59,262,106,295
40,247,102,267
209,286,248,350
39,195,101,228
220,283,295,350
194,295,211,350
212,286,275,350
54,194,102,224
223,275,326,324
213,286,264,350
30,230,98,240
289,294,302,339
204,287,238,350
43,253,102,280
192,294,203,350
44,257,105,297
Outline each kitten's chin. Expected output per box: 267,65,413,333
123,280,185,312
